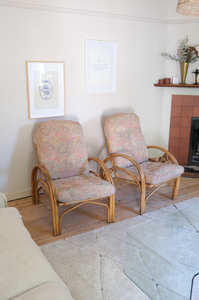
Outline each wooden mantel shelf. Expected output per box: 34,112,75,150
154,83,199,88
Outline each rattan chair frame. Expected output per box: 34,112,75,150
31,146,115,237
103,138,181,215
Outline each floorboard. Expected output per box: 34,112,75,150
8,177,199,246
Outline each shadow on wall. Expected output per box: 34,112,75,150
83,107,135,175
8,110,144,199
7,124,39,199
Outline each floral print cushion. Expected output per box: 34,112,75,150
115,161,184,185
34,120,89,180
104,113,148,168
44,174,116,203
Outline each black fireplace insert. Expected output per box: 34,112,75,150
188,117,199,168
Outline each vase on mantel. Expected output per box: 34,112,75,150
180,62,189,84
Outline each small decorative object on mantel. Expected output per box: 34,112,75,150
158,79,164,84
192,69,199,85
172,76,179,84
158,78,171,84
161,36,199,84
164,78,171,84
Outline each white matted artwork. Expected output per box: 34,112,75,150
26,61,65,119
85,40,117,94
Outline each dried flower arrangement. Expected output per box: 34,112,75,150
161,36,199,63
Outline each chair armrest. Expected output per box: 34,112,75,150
88,157,114,185
147,145,179,165
103,154,145,186
31,164,56,200
31,164,58,236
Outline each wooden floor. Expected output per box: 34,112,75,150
9,176,199,246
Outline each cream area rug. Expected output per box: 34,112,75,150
40,197,199,300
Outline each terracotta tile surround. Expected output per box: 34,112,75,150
169,95,199,166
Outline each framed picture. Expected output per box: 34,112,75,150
26,61,65,119
85,40,117,94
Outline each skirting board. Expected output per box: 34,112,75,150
5,188,32,201
5,188,43,201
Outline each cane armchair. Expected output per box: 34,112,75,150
31,119,115,236
103,113,184,214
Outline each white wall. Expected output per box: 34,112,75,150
0,0,168,20
0,0,178,200
160,0,199,149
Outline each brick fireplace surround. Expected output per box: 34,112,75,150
169,95,199,166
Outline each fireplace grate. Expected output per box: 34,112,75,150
188,117,199,169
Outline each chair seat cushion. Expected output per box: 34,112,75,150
115,161,184,185
50,174,116,203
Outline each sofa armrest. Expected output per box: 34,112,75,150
0,192,8,208
11,282,74,300
0,207,72,300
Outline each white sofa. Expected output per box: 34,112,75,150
0,195,74,300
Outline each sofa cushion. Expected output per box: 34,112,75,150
0,208,73,300
11,282,74,300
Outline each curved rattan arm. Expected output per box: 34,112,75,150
31,164,58,236
88,157,114,185
103,154,145,187
147,145,179,165
31,164,56,203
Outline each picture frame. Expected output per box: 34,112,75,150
26,61,65,119
85,40,117,94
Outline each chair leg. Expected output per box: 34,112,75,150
140,185,146,215
51,198,59,237
47,191,59,237
108,195,115,223
172,176,181,200
111,195,115,222
31,167,39,204
108,196,112,223
58,216,62,236
107,197,111,223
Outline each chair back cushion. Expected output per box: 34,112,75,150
34,119,89,179
104,113,148,168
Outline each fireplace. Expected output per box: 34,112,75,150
169,95,199,170
188,117,199,167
